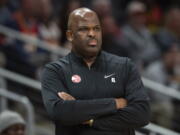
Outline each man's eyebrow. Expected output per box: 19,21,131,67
95,25,101,27
79,25,89,28
78,24,101,27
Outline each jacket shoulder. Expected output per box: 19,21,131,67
45,55,70,71
102,51,130,65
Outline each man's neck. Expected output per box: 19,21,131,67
83,57,96,68
72,50,99,68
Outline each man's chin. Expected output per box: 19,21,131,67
83,49,100,58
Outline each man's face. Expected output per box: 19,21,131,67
130,11,147,26
2,124,25,135
68,12,102,58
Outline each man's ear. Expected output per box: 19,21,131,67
66,30,74,42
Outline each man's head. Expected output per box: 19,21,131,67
66,8,102,58
162,44,180,71
21,0,43,18
0,111,25,135
92,0,112,17
165,7,180,35
126,1,147,28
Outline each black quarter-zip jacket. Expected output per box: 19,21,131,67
41,51,150,135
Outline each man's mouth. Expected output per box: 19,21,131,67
88,39,97,46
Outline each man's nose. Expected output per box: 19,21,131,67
88,29,95,37
16,127,25,135
17,130,25,135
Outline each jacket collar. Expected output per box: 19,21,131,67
69,51,104,69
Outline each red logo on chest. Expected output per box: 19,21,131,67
71,75,81,83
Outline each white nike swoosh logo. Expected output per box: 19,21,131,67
104,74,115,79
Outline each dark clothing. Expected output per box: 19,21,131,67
41,51,150,135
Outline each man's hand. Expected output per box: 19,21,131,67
115,98,127,109
82,119,94,126
58,92,76,100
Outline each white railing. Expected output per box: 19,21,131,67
0,25,70,57
0,76,7,110
142,77,180,100
145,123,180,135
0,68,41,90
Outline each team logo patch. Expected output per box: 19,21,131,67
71,75,81,83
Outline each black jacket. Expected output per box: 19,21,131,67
41,51,150,135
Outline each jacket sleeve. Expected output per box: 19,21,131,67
41,64,117,126
92,59,151,131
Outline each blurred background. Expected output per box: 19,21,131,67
0,0,180,135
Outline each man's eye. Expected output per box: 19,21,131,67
79,28,88,31
94,27,101,31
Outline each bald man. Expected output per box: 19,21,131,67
41,8,150,135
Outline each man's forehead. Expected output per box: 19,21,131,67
78,13,99,24
73,8,94,18
68,8,100,29
74,10,98,22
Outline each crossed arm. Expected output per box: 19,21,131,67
58,92,127,110
58,91,127,126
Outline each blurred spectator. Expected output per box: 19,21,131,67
0,52,6,68
0,110,26,135
0,0,50,78
143,43,180,128
91,0,112,19
101,15,130,57
121,1,160,69
109,0,129,26
0,0,11,25
8,0,41,34
154,7,180,52
59,0,81,49
0,0,13,48
38,0,61,47
51,0,63,18
0,0,40,77
146,0,163,33
0,0,7,88
6,0,20,12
